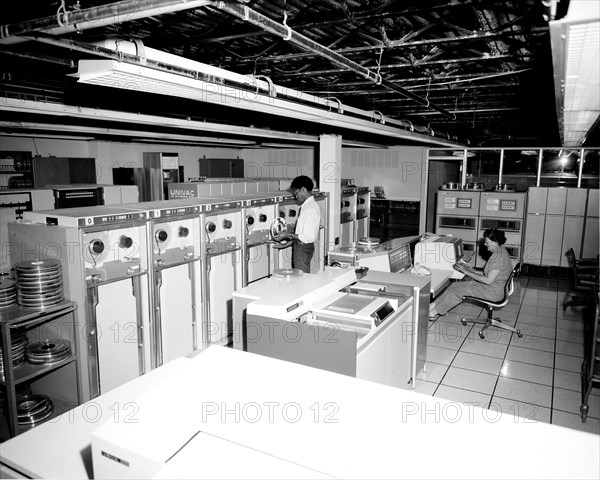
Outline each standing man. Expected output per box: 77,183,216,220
276,175,321,273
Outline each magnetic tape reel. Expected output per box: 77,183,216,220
17,394,54,426
0,329,28,372
0,279,17,309
14,260,64,308
357,237,380,247
270,217,287,242
26,339,72,365
273,268,303,278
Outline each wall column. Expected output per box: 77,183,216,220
318,134,342,252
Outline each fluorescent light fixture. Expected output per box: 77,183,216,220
75,40,461,147
550,0,600,146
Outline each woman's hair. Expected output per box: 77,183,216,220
483,228,506,245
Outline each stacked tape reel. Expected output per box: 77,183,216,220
0,329,28,373
16,394,54,426
273,268,303,279
0,382,32,410
15,260,64,308
26,339,72,365
0,279,17,309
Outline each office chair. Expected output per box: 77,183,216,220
563,248,598,310
460,263,522,339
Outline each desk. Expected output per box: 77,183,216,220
427,268,453,297
2,347,598,479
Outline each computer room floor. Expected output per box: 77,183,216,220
410,274,600,436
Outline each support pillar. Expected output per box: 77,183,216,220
318,134,342,254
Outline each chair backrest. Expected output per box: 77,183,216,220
565,247,598,289
501,263,520,303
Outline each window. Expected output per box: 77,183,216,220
539,149,578,187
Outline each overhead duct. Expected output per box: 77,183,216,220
550,0,600,146
74,39,462,146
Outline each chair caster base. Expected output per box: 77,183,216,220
461,319,467,326
516,330,522,338
581,405,589,423
478,331,485,339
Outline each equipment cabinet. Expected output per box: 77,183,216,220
0,301,80,439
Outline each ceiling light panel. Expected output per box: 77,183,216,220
550,1,600,146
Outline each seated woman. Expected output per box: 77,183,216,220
429,228,513,320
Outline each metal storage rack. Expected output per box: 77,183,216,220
0,301,80,438
581,289,600,422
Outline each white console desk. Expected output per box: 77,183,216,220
1,347,598,479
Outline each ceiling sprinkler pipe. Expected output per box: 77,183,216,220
0,0,211,45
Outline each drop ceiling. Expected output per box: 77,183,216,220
0,0,596,148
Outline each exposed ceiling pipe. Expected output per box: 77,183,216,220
235,27,547,66
0,0,212,45
0,49,74,67
211,1,473,130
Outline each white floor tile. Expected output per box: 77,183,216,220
500,359,554,386
555,319,584,332
551,410,600,435
428,318,472,339
557,309,587,321
451,351,503,375
517,313,556,327
427,331,465,351
466,326,513,344
426,345,458,365
510,334,555,353
553,387,600,419
556,327,583,343
535,290,561,300
554,353,583,373
433,385,491,408
554,369,582,392
555,339,584,357
491,396,551,424
520,324,556,340
411,379,438,396
460,336,510,358
517,321,554,340
521,296,555,307
494,377,552,407
505,345,554,367
520,304,556,316
441,366,498,394
416,361,449,384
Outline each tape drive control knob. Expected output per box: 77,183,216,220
155,229,168,243
90,240,104,255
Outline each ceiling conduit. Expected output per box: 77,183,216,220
0,0,212,45
212,0,473,130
